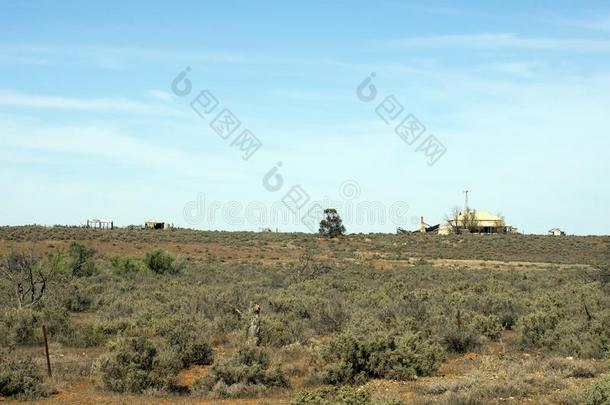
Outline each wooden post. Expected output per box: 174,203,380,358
42,325,52,377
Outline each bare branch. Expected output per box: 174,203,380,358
0,251,48,309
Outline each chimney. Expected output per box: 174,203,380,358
420,216,425,233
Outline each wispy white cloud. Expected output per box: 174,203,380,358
0,90,188,117
554,15,610,32
387,3,467,17
0,120,233,178
0,42,432,76
387,33,610,52
478,61,544,78
147,89,174,102
265,89,350,102
0,43,254,69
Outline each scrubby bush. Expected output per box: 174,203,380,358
578,309,610,358
567,364,597,379
292,385,371,405
68,242,97,277
515,307,610,357
437,309,500,353
87,317,131,334
517,311,559,348
192,346,288,398
0,350,54,400
143,250,183,274
546,358,597,379
94,335,181,393
1,308,39,345
471,314,503,341
57,322,109,348
583,373,610,405
40,304,72,338
477,375,540,398
440,391,485,405
62,283,93,312
552,390,584,405
259,315,301,347
110,256,141,275
0,305,71,346
422,378,476,396
441,325,481,354
267,293,345,337
152,314,213,367
321,330,444,385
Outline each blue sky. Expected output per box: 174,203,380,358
1,1,609,234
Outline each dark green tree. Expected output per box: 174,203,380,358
319,208,346,238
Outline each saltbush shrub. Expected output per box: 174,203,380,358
94,335,181,393
292,385,371,405
152,314,213,367
584,373,610,405
57,323,106,348
441,391,485,405
110,256,141,275
517,311,559,348
441,326,481,354
1,308,39,345
62,283,93,312
0,305,72,346
0,350,54,400
259,315,300,347
40,304,72,338
468,294,520,330
546,357,597,379
321,330,444,385
471,314,503,341
143,250,183,275
515,308,610,357
192,346,288,398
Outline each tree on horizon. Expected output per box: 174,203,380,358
319,208,346,238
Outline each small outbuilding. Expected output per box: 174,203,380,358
548,228,566,236
145,219,173,230
86,219,113,229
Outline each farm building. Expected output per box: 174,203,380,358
86,219,113,229
439,210,512,235
415,216,440,234
145,219,173,230
548,228,566,236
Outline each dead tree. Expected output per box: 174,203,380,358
462,209,478,233
445,207,463,234
247,303,261,347
293,249,329,282
295,250,314,281
584,300,593,323
445,207,478,234
0,251,46,309
234,302,262,346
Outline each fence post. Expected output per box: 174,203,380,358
42,325,52,377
